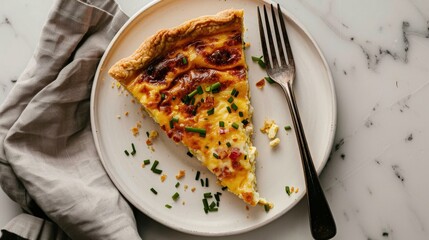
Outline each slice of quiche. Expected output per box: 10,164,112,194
109,9,270,207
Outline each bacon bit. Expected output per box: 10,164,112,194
191,187,196,192
245,205,250,211
124,111,129,116
229,147,242,161
176,170,186,180
146,139,153,146
160,174,167,182
256,79,266,89
131,99,136,103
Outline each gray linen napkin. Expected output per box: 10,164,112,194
0,0,141,239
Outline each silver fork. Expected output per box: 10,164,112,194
257,4,336,239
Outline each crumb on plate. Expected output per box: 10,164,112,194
176,170,186,180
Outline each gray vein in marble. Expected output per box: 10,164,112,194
391,165,405,183
299,0,429,70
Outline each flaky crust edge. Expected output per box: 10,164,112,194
108,9,244,84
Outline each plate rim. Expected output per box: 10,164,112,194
90,0,337,236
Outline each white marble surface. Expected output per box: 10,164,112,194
1,0,429,239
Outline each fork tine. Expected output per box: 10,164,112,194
263,5,278,68
277,3,295,67
257,7,271,69
270,4,286,67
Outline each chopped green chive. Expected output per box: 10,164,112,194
213,153,220,159
175,182,180,188
258,58,266,68
151,160,162,174
244,155,247,160
202,198,209,210
151,160,159,171
226,106,232,113
161,93,166,101
205,86,211,92
234,91,239,97
124,150,129,156
165,204,172,209
187,151,194,158
231,88,237,96
231,122,239,129
205,178,209,187
251,56,262,62
185,127,206,135
190,97,196,105
195,171,201,180
170,116,179,129
197,86,203,94
204,192,213,198
284,125,292,131
146,131,150,137
130,143,136,155
188,89,198,98
218,141,221,146
227,97,234,103
241,119,249,126
231,103,238,111
264,204,270,212
172,192,180,201
252,56,267,68
214,192,221,201
239,111,244,117
207,108,215,116
209,201,216,209
143,159,150,165
265,76,275,84
285,186,291,196
208,207,218,212
182,57,187,65
226,142,231,148
219,121,225,127
150,188,158,195
200,178,205,187
210,82,221,92
222,186,228,191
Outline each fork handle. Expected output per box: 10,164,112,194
281,82,337,240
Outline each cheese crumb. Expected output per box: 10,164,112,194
124,111,129,116
267,124,279,139
269,138,280,148
116,115,121,119
131,127,139,136
184,184,188,191
261,119,281,147
160,174,167,182
176,170,186,180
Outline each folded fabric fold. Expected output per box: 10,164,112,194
0,0,140,239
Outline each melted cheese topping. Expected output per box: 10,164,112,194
123,30,265,206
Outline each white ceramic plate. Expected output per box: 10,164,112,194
90,0,336,236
